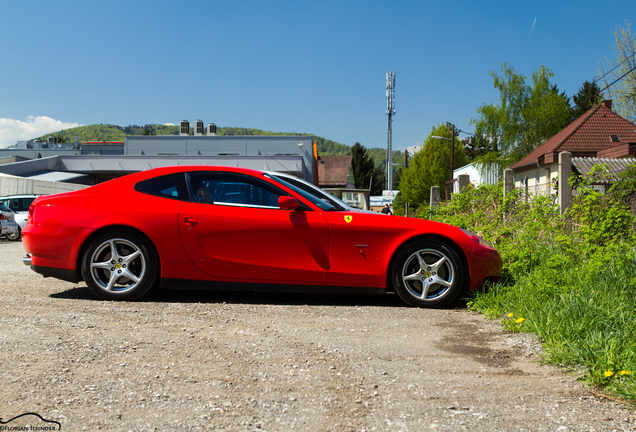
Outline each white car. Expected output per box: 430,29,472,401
0,195,40,241
0,203,18,240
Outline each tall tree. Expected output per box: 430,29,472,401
572,81,602,118
399,123,468,204
471,63,572,164
598,21,636,122
551,84,575,124
351,142,384,195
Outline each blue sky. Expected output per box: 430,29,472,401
0,0,632,149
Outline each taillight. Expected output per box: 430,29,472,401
28,204,35,223
0,214,6,220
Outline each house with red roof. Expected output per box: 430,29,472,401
317,155,355,189
509,100,636,196
317,155,373,210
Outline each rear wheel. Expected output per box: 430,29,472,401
81,230,158,300
391,240,463,308
7,226,21,241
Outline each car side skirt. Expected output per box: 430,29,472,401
161,278,387,295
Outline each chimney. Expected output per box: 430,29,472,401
602,100,612,110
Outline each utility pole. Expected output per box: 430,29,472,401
449,124,455,182
404,149,409,217
386,71,396,191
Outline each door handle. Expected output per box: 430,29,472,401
184,217,198,227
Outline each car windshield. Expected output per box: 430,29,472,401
0,203,11,212
265,173,348,212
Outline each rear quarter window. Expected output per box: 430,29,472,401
135,173,189,201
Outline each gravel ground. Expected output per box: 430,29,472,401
1,239,635,431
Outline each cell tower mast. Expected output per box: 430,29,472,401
386,70,396,191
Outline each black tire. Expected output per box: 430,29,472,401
7,226,21,241
81,230,158,301
391,239,464,308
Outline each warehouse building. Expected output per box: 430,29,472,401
0,121,317,195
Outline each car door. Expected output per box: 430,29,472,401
178,171,330,283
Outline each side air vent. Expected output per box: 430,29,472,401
194,120,204,136
180,120,190,136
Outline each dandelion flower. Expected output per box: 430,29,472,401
620,370,630,375
605,370,614,377
507,313,514,317
515,317,525,323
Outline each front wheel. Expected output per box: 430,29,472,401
81,230,158,300
391,240,464,308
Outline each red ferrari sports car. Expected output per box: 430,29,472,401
22,166,501,308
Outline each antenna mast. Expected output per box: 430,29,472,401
386,70,396,191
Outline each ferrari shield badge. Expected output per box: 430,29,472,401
344,215,353,223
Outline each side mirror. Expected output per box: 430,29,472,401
278,196,300,210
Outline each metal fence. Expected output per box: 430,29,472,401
517,181,554,201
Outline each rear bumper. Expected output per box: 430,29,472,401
23,223,94,272
23,253,82,282
1,220,18,236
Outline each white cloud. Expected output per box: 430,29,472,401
0,116,82,148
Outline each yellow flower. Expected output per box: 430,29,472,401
507,313,514,317
605,370,614,377
620,370,630,375
515,317,525,323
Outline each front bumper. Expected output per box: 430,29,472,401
465,248,503,291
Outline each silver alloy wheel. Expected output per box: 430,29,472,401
401,248,455,301
6,227,20,241
89,238,146,293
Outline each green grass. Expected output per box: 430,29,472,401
426,174,636,402
469,241,636,401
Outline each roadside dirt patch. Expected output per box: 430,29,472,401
437,318,533,370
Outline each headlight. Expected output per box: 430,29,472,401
460,228,495,250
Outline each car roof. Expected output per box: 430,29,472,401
113,165,270,185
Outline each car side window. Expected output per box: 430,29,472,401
188,172,284,209
135,173,189,201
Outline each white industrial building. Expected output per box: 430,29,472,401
0,121,317,196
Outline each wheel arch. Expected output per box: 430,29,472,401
75,225,161,282
386,234,470,293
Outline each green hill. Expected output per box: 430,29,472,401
36,124,406,171
35,124,351,156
